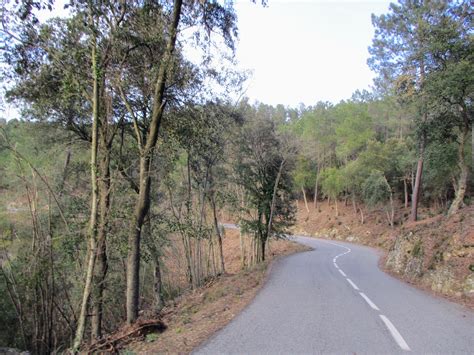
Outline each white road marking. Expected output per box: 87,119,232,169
323,240,351,253
319,238,411,352
346,278,360,290
379,315,411,351
359,292,380,311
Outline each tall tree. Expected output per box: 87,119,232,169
368,0,440,221
113,0,239,323
2,0,126,346
421,3,473,215
235,109,296,262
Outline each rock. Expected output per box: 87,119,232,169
386,232,420,274
452,249,469,257
463,273,474,296
428,267,455,294
404,256,423,279
346,235,360,243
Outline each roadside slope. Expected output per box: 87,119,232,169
293,201,474,309
128,230,310,353
196,237,474,354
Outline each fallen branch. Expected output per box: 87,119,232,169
85,319,167,353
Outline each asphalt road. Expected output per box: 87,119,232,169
195,235,474,354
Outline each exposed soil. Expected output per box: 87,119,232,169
127,230,310,354
292,200,474,310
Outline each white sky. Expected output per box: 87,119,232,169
1,0,393,120
234,0,392,106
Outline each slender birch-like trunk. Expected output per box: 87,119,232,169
73,27,100,349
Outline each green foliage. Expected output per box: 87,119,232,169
341,159,366,198
320,167,344,200
368,0,473,214
293,155,316,190
0,281,21,348
423,140,458,202
0,0,471,351
235,106,297,253
333,101,374,160
362,170,391,208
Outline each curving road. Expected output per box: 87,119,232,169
195,235,474,354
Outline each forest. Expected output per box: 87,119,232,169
0,0,472,353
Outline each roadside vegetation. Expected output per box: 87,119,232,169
0,0,472,353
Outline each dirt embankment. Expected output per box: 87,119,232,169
292,200,474,309
127,229,310,353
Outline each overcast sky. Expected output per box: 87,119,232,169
234,0,392,106
1,0,394,119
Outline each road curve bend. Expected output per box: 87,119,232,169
195,236,474,354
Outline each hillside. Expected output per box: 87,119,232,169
124,230,309,353
1,0,472,352
293,201,474,309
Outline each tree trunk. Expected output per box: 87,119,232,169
73,30,100,350
403,177,409,209
302,186,309,213
126,156,151,324
266,159,285,262
125,0,183,324
183,155,194,286
211,194,225,274
91,238,107,341
411,52,427,222
91,141,110,341
254,235,260,264
153,257,164,313
238,189,246,268
239,229,245,268
351,193,357,215
182,233,193,286
58,148,71,196
248,236,255,266
448,123,469,216
410,142,424,222
313,163,319,208
388,192,395,228
383,175,394,227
